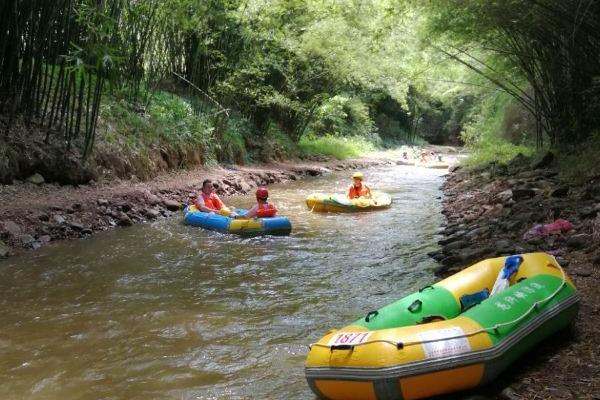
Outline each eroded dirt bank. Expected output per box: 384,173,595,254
432,153,599,399
0,156,410,258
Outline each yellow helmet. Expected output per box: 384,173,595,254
352,172,364,180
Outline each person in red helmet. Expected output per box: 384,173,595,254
235,187,278,219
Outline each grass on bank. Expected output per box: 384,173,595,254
298,134,377,159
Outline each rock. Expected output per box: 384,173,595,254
39,235,51,243
69,222,85,231
2,220,22,236
592,252,600,265
117,212,133,227
459,247,493,263
19,234,35,247
239,180,253,193
81,228,93,235
52,215,66,224
97,198,109,206
512,188,536,201
551,186,570,197
0,240,9,258
495,239,515,254
163,199,181,211
442,240,469,253
499,386,520,400
531,151,554,169
118,202,132,212
26,173,45,185
579,207,597,219
37,213,49,222
494,189,513,204
567,233,592,249
145,209,161,219
449,165,461,173
465,226,490,240
574,268,592,277
146,194,161,206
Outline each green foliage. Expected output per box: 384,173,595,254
298,134,377,160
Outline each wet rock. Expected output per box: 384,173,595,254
52,215,66,224
442,240,469,253
2,220,22,236
19,234,35,247
26,173,45,185
97,198,109,206
81,228,93,235
459,246,493,264
551,186,570,198
39,235,51,243
465,226,490,240
449,165,461,173
0,240,9,258
72,203,83,211
146,193,160,206
427,250,445,261
145,209,161,219
567,233,592,249
117,212,133,227
163,199,181,211
69,221,85,231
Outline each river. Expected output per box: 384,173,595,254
0,165,445,399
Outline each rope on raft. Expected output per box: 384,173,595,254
309,256,570,350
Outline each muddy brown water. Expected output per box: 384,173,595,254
0,165,445,399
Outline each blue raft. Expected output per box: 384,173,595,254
183,206,292,236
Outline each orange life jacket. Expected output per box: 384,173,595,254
193,192,224,211
255,202,277,218
347,184,369,199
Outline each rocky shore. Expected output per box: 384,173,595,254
432,152,600,399
0,156,406,259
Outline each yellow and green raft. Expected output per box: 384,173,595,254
305,253,579,400
306,191,392,213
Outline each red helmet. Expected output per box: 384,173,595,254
256,187,269,199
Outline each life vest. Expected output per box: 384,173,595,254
348,184,369,199
193,192,224,211
255,202,277,218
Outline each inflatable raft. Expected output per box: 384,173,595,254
183,205,291,236
306,191,392,213
305,253,578,400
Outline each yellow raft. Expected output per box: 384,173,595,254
306,191,392,213
305,253,578,400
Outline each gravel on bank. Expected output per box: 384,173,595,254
0,156,409,258
432,152,599,399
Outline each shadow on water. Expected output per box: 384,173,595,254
0,165,446,399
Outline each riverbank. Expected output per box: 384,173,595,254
0,152,427,259
433,153,600,399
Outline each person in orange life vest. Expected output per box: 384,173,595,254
235,187,277,219
194,179,237,216
347,172,371,199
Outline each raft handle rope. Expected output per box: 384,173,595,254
408,299,422,313
419,285,434,292
365,310,379,322
310,258,568,351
